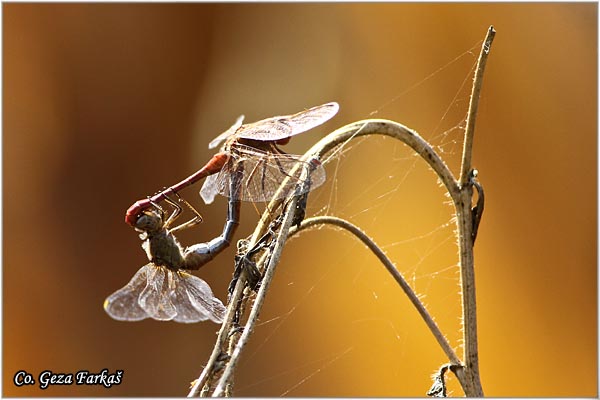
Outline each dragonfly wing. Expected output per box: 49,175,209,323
284,102,339,136
236,117,293,142
138,265,177,321
200,155,244,203
169,271,226,323
230,147,327,202
200,165,232,205
200,173,219,204
104,264,152,321
208,115,245,149
236,102,339,142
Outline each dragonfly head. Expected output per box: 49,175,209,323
125,198,152,226
133,209,164,234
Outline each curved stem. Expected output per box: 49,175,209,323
252,119,460,243
194,118,476,396
288,216,462,366
192,25,495,398
192,117,481,396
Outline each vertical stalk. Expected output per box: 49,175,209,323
454,25,495,396
460,26,496,186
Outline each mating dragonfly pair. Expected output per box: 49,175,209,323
104,102,339,323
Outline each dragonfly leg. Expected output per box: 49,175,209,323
169,217,203,234
243,159,262,201
147,196,169,223
268,143,296,181
270,142,307,183
163,192,203,234
156,195,183,229
244,157,278,203
174,193,203,223
270,143,288,155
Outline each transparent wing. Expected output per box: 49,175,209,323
208,115,245,149
204,144,326,203
169,270,226,323
236,102,339,142
104,264,153,321
199,172,221,205
138,265,177,321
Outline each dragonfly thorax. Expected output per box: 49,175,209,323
234,137,280,153
142,230,186,271
133,209,187,270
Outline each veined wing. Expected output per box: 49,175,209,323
105,264,225,323
208,114,245,150
200,144,325,203
169,270,226,323
138,264,177,321
235,102,339,142
199,173,220,204
104,263,154,321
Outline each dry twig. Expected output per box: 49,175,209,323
189,25,495,397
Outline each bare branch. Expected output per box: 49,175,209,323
460,25,496,186
288,215,462,366
190,25,495,398
187,266,250,397
452,26,495,397
211,196,300,396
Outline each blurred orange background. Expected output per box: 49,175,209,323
3,3,596,397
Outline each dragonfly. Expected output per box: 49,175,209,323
105,176,241,323
125,101,339,226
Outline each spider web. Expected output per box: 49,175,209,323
229,41,483,396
